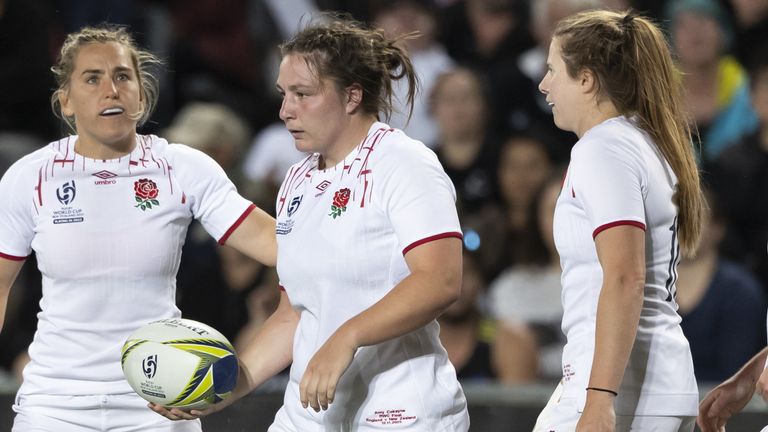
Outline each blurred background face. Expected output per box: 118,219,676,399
531,0,602,49
432,70,486,140
673,12,723,67
164,102,249,173
752,68,768,126
497,137,552,208
374,2,437,51
730,0,768,27
697,206,725,254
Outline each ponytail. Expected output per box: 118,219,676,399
555,10,703,255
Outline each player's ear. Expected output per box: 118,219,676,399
345,83,363,115
58,89,74,117
579,68,597,94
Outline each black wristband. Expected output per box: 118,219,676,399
586,386,618,396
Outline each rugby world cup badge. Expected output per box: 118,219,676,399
287,195,303,217
52,180,85,224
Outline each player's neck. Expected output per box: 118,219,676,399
74,133,137,160
319,115,376,169
575,101,620,138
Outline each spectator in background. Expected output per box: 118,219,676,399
459,131,553,283
491,172,565,383
439,251,497,382
728,0,768,67
164,0,280,134
438,0,535,133
372,0,454,146
677,188,766,383
165,102,275,343
431,67,501,218
439,0,533,65
667,0,758,161
165,102,251,182
496,0,601,162
484,133,553,280
709,49,768,293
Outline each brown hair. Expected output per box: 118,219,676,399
554,10,703,255
50,24,162,132
279,14,419,123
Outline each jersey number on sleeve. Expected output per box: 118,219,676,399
664,216,680,301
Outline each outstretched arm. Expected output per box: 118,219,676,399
223,206,277,267
698,346,768,432
150,289,299,420
299,236,462,412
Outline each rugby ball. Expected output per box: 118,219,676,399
120,318,238,409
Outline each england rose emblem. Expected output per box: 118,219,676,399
329,188,350,219
134,178,160,211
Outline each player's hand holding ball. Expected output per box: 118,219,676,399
121,318,239,419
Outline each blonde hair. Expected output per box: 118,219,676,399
554,10,703,255
50,24,162,133
280,14,419,123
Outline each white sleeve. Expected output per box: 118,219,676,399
570,134,647,238
168,144,254,243
0,159,35,258
374,136,462,254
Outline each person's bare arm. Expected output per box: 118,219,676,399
151,290,299,419
0,257,24,334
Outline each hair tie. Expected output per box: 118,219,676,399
586,386,618,397
619,11,637,47
620,12,636,31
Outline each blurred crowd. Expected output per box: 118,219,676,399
2,0,768,389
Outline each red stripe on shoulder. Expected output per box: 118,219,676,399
218,203,257,245
592,220,646,239
402,232,463,256
0,252,28,261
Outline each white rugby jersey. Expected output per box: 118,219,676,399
554,116,698,416
273,122,469,431
0,135,254,396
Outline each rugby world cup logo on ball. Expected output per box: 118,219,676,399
143,354,158,379
121,318,238,409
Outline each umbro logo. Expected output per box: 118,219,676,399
315,180,331,196
92,170,117,185
92,170,117,179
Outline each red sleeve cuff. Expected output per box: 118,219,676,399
218,203,257,245
592,220,646,239
0,251,28,261
402,231,463,256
